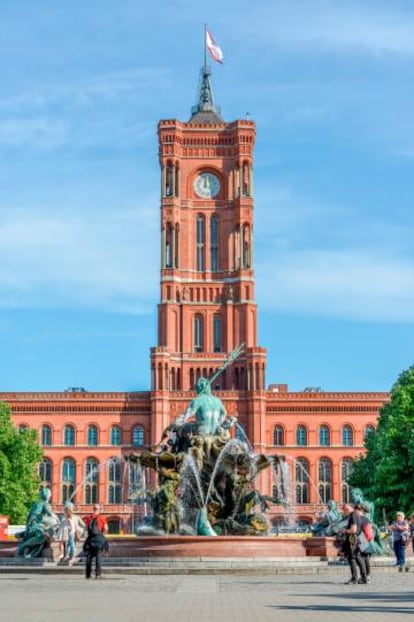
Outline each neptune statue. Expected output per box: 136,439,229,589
183,376,236,436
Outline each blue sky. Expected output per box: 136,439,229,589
1,0,413,393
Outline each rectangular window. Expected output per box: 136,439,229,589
194,315,204,352
210,215,219,272
196,216,205,271
213,314,222,352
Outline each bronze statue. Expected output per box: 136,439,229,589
311,500,346,537
16,487,60,558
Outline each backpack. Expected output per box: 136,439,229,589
86,518,107,551
362,520,374,541
88,518,102,537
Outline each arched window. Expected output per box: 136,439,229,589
165,161,173,196
132,425,144,447
319,425,330,447
64,425,75,446
242,225,251,268
341,458,354,503
110,425,121,446
318,457,332,503
296,457,309,504
342,425,354,447
213,314,222,353
273,425,284,446
39,458,52,485
364,425,375,439
296,425,308,447
19,424,28,432
108,457,122,504
62,458,76,503
194,314,204,352
41,425,52,446
210,215,219,272
242,161,250,196
87,425,99,447
165,222,173,268
85,458,99,504
196,214,205,271
175,165,179,197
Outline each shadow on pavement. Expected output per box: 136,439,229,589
268,591,414,615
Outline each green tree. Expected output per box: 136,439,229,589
0,401,43,523
349,365,414,521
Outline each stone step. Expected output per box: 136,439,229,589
0,556,409,575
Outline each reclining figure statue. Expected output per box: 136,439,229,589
16,487,60,558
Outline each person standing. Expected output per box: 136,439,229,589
63,502,85,563
83,504,108,579
389,511,409,572
353,503,372,583
341,503,368,585
63,507,76,562
58,512,70,561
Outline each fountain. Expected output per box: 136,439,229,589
106,349,314,559
126,376,281,538
117,385,385,560
7,357,384,562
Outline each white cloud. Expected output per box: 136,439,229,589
0,68,169,112
0,68,167,150
257,249,414,322
0,201,159,313
226,1,414,56
0,118,66,148
253,180,414,322
284,105,329,124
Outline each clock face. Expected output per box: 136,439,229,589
193,172,221,199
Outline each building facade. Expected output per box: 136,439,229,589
1,66,388,532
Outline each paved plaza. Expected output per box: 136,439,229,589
0,569,413,622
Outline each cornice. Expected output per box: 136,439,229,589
266,391,389,401
0,391,150,401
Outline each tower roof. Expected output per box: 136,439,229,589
189,65,224,124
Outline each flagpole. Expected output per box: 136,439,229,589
204,23,207,70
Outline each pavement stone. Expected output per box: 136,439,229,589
0,568,413,622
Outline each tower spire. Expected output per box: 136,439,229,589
189,26,224,124
189,65,224,123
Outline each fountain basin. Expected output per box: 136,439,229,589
105,535,320,558
1,536,340,560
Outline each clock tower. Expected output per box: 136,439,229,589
150,65,267,448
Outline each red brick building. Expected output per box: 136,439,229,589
1,67,388,532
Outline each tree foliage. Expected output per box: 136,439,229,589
349,365,414,521
0,401,43,523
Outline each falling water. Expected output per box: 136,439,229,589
205,438,248,504
68,457,112,504
284,455,326,508
234,422,253,453
178,454,205,509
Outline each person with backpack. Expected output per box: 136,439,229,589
354,503,374,582
83,504,108,579
341,503,368,585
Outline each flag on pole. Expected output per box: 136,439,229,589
206,28,224,64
